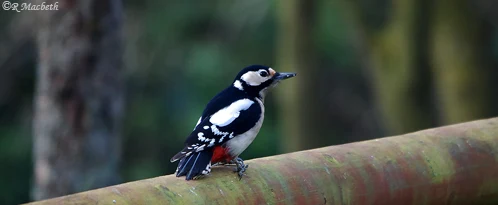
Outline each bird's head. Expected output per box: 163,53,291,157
233,65,296,99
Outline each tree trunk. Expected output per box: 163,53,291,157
430,0,497,124
345,0,435,135
276,0,326,152
33,0,124,200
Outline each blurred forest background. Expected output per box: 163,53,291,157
1,0,498,204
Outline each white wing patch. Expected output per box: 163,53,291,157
209,99,254,127
201,162,212,175
191,144,205,152
193,117,202,130
208,138,216,147
233,80,244,90
211,125,228,136
197,132,206,141
211,125,234,143
220,132,234,143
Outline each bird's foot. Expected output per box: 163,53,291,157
231,157,248,180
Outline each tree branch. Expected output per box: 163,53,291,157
28,118,498,204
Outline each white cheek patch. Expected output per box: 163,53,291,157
209,99,254,126
241,70,271,86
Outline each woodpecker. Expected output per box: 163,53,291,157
170,65,296,180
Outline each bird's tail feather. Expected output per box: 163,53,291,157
175,150,213,180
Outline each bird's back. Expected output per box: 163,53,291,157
185,86,263,146
199,86,250,123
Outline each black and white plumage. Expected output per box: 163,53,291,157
170,65,296,180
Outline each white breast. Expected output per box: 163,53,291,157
226,98,265,157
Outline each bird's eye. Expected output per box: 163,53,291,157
259,71,269,77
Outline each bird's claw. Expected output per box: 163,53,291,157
231,157,248,180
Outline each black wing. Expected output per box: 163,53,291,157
198,87,246,126
170,98,261,162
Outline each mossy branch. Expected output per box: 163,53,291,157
28,118,498,204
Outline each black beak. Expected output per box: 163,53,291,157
274,72,297,80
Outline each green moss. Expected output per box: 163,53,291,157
154,185,181,204
467,126,498,162
323,154,344,168
340,173,354,205
420,144,455,183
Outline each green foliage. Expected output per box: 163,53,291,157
0,124,32,205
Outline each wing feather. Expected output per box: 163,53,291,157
209,99,254,127
170,98,261,162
